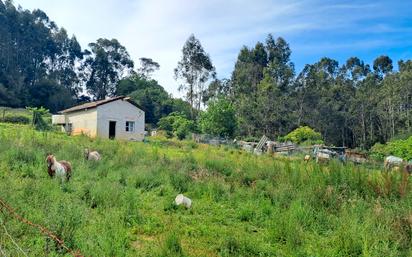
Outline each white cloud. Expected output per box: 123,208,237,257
118,0,316,96
14,0,394,97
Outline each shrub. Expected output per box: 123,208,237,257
284,126,323,145
0,115,30,124
158,116,174,138
199,98,237,138
26,106,50,131
371,136,412,160
174,119,194,140
157,112,195,140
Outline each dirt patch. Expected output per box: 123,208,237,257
131,234,157,250
189,168,212,181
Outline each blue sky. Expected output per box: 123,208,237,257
14,0,412,96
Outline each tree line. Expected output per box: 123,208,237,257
0,0,189,123
173,33,412,149
2,0,412,149
224,35,412,148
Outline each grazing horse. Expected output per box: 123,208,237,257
46,154,72,182
84,148,101,161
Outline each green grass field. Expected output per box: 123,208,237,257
1,123,412,256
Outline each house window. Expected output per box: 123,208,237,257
125,121,135,132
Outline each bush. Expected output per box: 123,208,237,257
284,126,323,145
371,136,412,160
0,115,30,124
26,106,50,131
158,116,174,138
199,98,237,138
174,118,194,140
157,112,195,140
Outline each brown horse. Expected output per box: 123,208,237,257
46,154,72,181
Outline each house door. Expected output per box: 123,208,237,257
109,121,116,139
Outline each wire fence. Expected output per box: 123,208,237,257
0,197,83,257
1,221,28,257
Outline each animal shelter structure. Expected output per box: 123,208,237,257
52,96,145,141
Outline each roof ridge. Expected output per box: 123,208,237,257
58,96,128,114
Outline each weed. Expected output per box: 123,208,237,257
0,123,412,256
159,232,185,257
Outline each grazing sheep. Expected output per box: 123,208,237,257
175,194,192,208
84,148,101,161
46,154,72,182
304,155,311,162
384,156,403,170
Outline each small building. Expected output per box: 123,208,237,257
52,96,145,141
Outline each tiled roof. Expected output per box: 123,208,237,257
59,96,142,114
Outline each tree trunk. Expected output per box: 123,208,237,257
361,104,366,146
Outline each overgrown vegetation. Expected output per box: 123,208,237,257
371,136,412,160
157,112,195,139
1,123,412,256
284,126,323,145
3,0,412,150
26,107,50,131
199,98,237,138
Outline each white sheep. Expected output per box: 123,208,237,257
384,155,403,170
84,148,101,161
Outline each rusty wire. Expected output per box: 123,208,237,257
0,197,83,257
1,222,28,257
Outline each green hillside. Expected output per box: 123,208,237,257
0,123,412,256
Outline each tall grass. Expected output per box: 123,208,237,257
0,122,412,256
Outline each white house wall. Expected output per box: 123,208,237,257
96,99,145,141
65,108,98,137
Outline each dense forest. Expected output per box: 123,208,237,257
225,36,412,148
1,0,412,149
0,0,190,125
